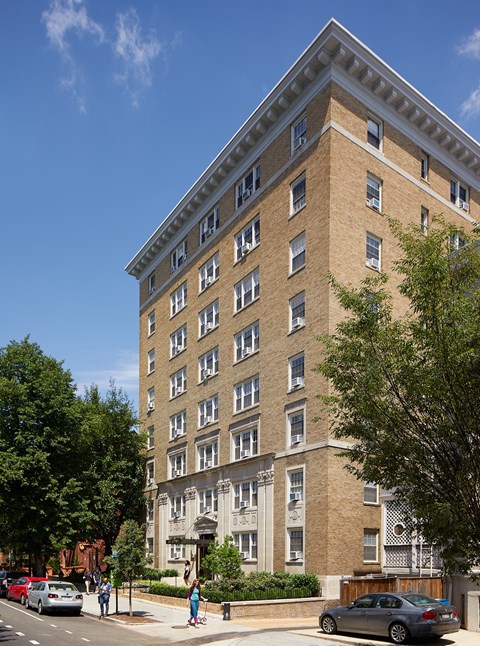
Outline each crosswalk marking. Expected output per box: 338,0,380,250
16,632,25,636
30,641,40,645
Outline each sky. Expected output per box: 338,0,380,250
2,0,480,412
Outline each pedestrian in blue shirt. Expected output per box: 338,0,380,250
187,579,207,627
98,577,113,619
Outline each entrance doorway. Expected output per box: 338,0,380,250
196,534,215,579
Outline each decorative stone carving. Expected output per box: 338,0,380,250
158,493,168,506
257,469,274,485
185,487,197,500
217,479,231,493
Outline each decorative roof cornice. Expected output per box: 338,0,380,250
126,18,480,279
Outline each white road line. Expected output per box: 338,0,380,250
16,632,25,636
81,639,91,642
65,630,73,634
30,641,40,645
5,624,12,628
0,600,44,621
50,623,58,627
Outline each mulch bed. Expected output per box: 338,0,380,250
106,612,161,624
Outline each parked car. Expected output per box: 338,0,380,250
7,577,48,604
319,592,460,644
1,571,28,598
26,580,83,615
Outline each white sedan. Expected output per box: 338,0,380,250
26,581,83,615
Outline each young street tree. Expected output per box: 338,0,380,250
0,338,90,573
201,535,243,580
316,217,480,575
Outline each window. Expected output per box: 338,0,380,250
234,532,257,560
421,207,429,236
147,425,155,449
198,395,219,427
169,543,185,560
233,427,258,460
199,300,219,337
147,349,155,374
366,174,381,210
171,325,187,357
366,232,381,270
200,208,219,244
170,239,188,273
450,179,469,211
289,470,304,502
171,282,187,317
170,410,186,438
146,499,154,523
234,481,257,509
450,233,466,251
235,376,260,412
147,387,155,412
199,253,219,292
289,529,304,560
367,117,382,149
148,272,156,296
290,233,306,273
170,495,186,519
199,488,218,514
198,441,218,470
235,321,259,361
289,353,305,390
291,173,306,214
148,311,156,335
199,348,219,382
236,164,261,208
288,409,304,445
235,269,260,312
289,292,305,331
170,367,186,398
421,152,429,180
235,215,260,260
364,482,379,505
146,537,153,557
169,451,186,478
364,529,379,562
146,461,154,487
292,115,307,153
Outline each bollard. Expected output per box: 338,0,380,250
223,602,231,620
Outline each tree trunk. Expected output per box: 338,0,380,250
129,581,133,616
33,553,44,577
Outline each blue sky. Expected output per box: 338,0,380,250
2,0,480,411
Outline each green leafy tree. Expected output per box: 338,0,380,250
0,338,91,574
79,383,145,558
201,535,243,580
316,216,480,575
104,520,147,616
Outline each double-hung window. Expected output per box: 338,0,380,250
170,367,186,398
234,532,257,560
170,410,186,439
171,324,187,357
199,253,219,292
235,269,260,312
292,115,307,153
147,349,155,374
170,543,185,560
289,470,304,502
199,488,218,514
147,425,155,449
364,482,379,505
366,232,381,270
148,311,156,335
367,117,382,149
450,179,469,211
235,376,260,412
198,395,219,427
200,208,219,244
198,441,218,471
235,215,260,260
147,387,155,411
148,272,156,296
366,174,381,210
170,495,186,519
234,481,257,509
291,173,306,215
146,461,154,487
290,233,306,273
146,499,154,523
235,321,259,361
288,409,304,445
421,152,429,180
199,348,219,382
199,300,219,337
236,164,261,208
289,529,304,560
289,353,305,390
170,451,186,478
364,529,378,562
289,292,305,331
233,427,258,460
170,240,187,273
450,233,466,251
421,207,429,236
171,282,187,317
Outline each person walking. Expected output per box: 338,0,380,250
183,560,191,586
98,576,113,619
187,579,207,628
92,567,101,594
83,570,92,595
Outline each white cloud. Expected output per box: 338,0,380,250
458,28,480,60
113,8,163,108
74,349,139,407
460,87,480,118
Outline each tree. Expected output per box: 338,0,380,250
316,216,480,575
200,535,243,580
79,383,145,558
0,338,91,573
104,520,147,616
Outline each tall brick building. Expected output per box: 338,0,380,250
126,19,479,598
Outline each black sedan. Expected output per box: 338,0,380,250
320,592,460,644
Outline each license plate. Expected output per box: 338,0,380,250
440,613,450,619
61,596,72,600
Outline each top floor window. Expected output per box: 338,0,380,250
292,115,307,153
235,215,260,260
171,282,187,317
148,272,156,296
200,208,219,245
367,117,382,149
171,240,188,273
236,164,261,208
450,179,469,212
421,152,429,181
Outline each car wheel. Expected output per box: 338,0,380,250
25,596,30,609
20,594,26,605
6,592,11,601
389,622,409,644
321,615,338,635
38,601,44,615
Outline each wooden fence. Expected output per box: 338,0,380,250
339,576,444,606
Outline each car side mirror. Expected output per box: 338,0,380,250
348,602,355,608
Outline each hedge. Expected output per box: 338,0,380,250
142,568,179,581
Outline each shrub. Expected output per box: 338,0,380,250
142,568,179,581
149,581,189,598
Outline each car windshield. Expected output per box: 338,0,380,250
403,593,438,607
49,583,76,592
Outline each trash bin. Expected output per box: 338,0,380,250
223,602,231,620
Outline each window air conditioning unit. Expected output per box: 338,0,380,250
205,460,213,469
147,401,155,411
174,387,183,396
242,346,252,357
173,470,182,478
177,253,186,263
172,511,180,519
367,257,380,270
149,286,156,295
242,188,252,201
456,197,469,212
240,449,250,459
203,416,212,426
205,322,213,332
173,343,183,355
290,551,302,561
173,552,181,559
291,377,304,389
201,368,212,381
366,197,380,210
241,552,249,560
204,227,214,239
290,492,302,502
146,477,153,486
203,506,212,514
294,135,306,151
239,501,249,509
241,242,252,255
291,317,304,330
291,434,303,445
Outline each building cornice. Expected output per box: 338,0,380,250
126,18,480,280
